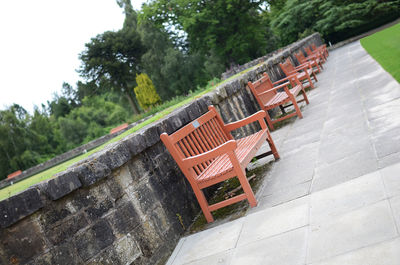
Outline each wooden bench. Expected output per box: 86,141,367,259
295,51,323,73
160,106,279,223
311,43,329,58
305,46,326,63
110,123,129,134
280,58,317,89
248,73,309,131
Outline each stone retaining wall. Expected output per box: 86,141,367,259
0,33,323,265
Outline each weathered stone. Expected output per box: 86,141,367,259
39,202,73,227
50,242,81,265
143,124,161,148
131,220,163,258
74,219,115,262
107,203,140,237
87,234,141,265
184,101,202,120
46,212,88,245
107,141,132,169
0,187,43,228
42,169,82,200
0,219,47,263
75,161,111,187
124,133,146,156
85,198,114,222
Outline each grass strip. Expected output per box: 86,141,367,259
360,22,400,82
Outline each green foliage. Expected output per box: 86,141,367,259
270,0,400,45
78,19,145,113
134,73,162,109
141,0,277,66
361,22,400,82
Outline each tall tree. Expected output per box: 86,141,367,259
141,0,273,66
270,0,400,45
78,10,146,114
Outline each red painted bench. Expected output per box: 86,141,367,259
311,43,329,58
305,46,326,63
280,58,317,89
295,51,323,73
7,170,22,179
110,123,129,134
160,106,279,222
248,73,309,131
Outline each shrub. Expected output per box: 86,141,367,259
134,73,162,110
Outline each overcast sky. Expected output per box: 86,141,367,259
0,0,146,113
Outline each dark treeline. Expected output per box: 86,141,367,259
1,0,399,179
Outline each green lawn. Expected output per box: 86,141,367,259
0,65,258,201
360,22,400,82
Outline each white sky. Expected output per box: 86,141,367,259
0,0,146,113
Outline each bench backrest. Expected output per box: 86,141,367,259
160,106,232,179
305,47,314,57
311,44,317,51
295,52,306,64
248,73,277,108
280,58,295,76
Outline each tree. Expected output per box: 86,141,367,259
78,20,146,114
141,0,275,67
270,0,400,45
134,73,162,109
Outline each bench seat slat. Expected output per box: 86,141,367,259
196,130,267,184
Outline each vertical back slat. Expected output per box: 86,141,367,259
182,137,204,173
188,133,212,167
204,121,222,145
210,118,227,142
200,125,217,149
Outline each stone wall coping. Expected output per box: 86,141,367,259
0,33,322,228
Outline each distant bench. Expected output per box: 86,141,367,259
110,123,129,134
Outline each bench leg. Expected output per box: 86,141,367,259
306,73,314,89
237,169,257,207
312,71,318,82
229,152,257,207
266,130,280,160
264,111,275,131
192,185,214,223
302,88,310,105
315,63,321,73
290,95,303,119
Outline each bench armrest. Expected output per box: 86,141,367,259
294,63,311,71
273,75,297,85
224,110,267,132
182,140,237,168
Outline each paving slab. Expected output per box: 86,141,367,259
389,195,400,233
307,200,398,264
310,238,400,265
310,171,386,224
169,219,243,265
237,202,309,246
232,227,308,265
167,41,400,265
381,162,400,197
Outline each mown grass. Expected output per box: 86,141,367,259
360,22,400,82
0,65,260,201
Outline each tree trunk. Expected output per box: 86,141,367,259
125,92,140,114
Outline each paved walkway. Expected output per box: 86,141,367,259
167,42,400,265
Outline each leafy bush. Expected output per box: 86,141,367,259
134,73,162,110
